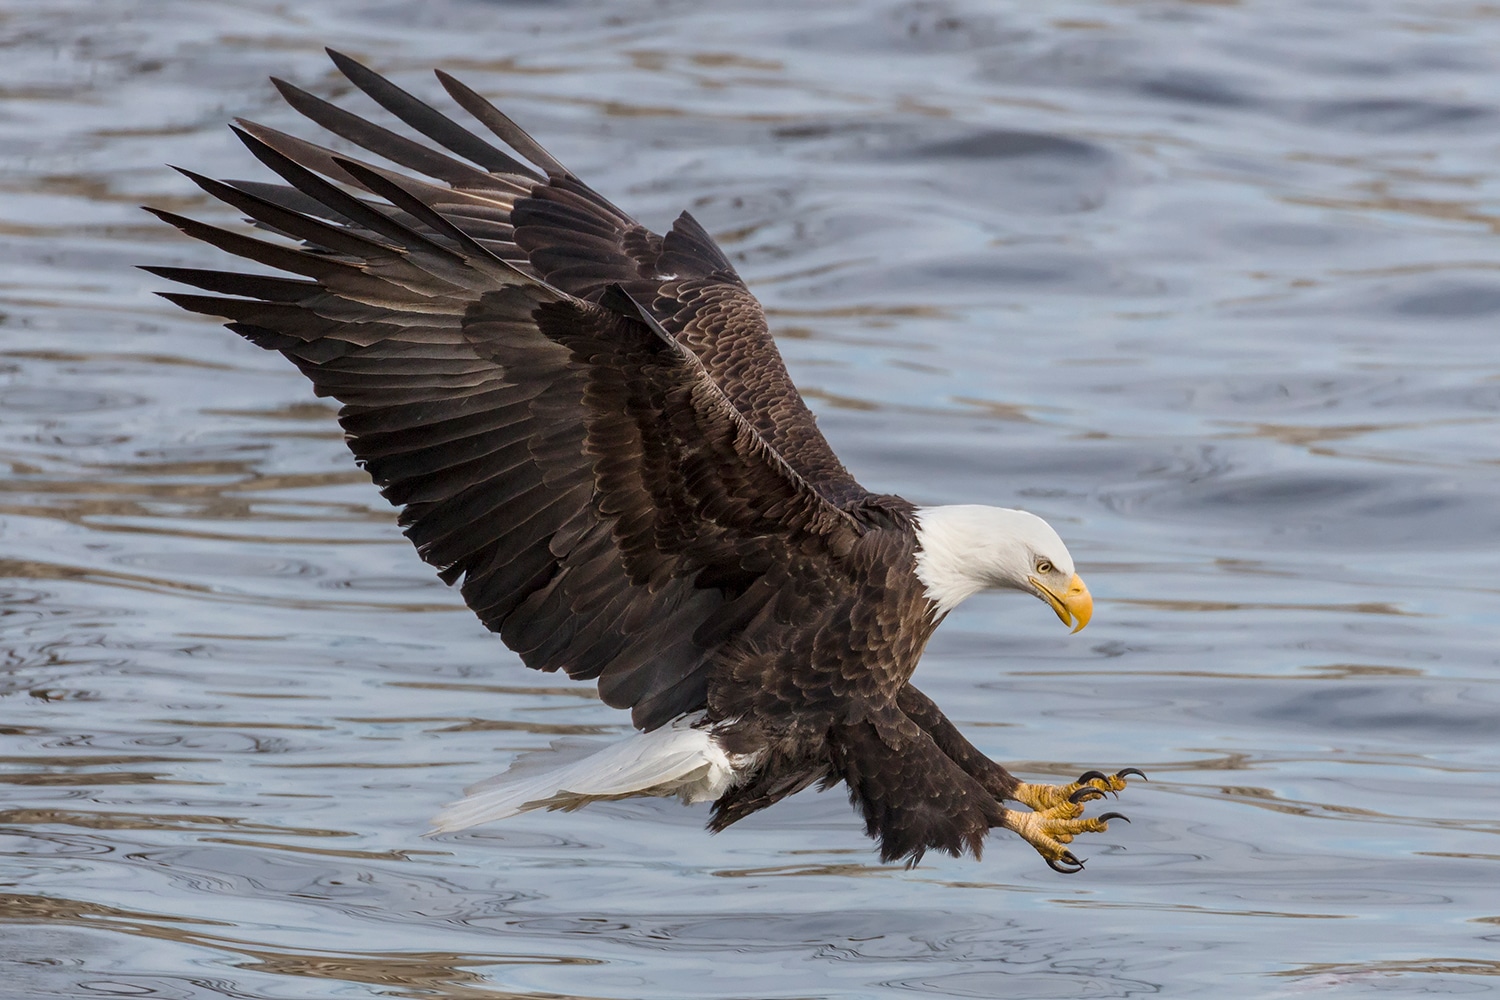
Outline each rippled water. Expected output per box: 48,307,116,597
4,1,1500,997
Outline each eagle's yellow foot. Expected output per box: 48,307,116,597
1012,767,1146,813
1002,804,1130,874
1005,768,1143,872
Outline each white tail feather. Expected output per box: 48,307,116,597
427,712,739,834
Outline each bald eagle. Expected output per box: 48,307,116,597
147,50,1141,872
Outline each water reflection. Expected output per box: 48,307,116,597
1,891,600,1000
3,0,1500,997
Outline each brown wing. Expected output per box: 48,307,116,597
225,49,862,502
145,125,868,730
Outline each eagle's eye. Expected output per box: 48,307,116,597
1035,559,1054,575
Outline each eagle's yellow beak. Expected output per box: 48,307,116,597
1030,573,1093,633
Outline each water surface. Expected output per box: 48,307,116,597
3,1,1500,997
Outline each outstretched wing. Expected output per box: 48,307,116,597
146,122,866,729
224,49,863,502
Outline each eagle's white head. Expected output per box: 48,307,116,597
913,504,1092,629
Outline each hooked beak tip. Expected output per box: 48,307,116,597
1033,573,1093,633
1064,573,1092,633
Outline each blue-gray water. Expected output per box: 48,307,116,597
4,1,1500,997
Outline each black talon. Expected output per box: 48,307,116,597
1076,770,1109,784
1116,767,1147,781
1069,785,1105,804
1097,811,1129,823
1046,852,1085,874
